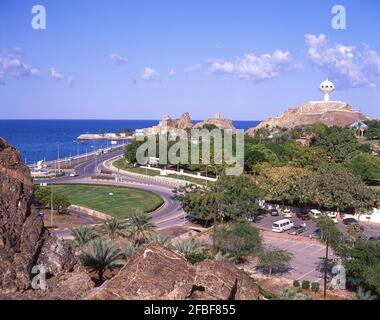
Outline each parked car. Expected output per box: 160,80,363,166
69,172,78,177
272,219,294,233
310,229,322,239
185,215,196,222
288,225,307,235
309,209,323,219
247,215,256,222
296,211,310,221
343,218,358,226
270,208,279,216
283,208,293,218
325,211,338,224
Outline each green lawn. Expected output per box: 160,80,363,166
53,184,164,218
113,159,160,176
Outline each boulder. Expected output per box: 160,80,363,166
86,243,260,300
0,138,92,296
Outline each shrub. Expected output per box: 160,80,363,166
213,222,262,261
186,252,209,264
311,282,320,293
302,280,310,290
293,280,300,288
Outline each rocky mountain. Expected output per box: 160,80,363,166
86,243,260,300
248,101,368,135
193,112,236,131
0,138,93,298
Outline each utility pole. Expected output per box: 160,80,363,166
324,235,329,299
50,184,54,227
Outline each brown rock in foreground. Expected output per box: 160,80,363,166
248,101,368,135
0,137,92,297
86,243,260,300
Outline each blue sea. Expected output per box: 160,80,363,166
0,120,260,164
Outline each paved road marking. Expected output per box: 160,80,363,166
296,269,317,281
310,246,325,255
295,243,315,253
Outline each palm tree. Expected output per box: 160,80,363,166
147,234,172,247
72,225,98,248
102,218,128,239
80,239,124,283
174,239,207,257
356,286,377,300
126,212,156,244
123,243,139,259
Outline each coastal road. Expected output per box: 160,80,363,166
33,150,185,230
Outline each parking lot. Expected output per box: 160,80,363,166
256,208,380,239
261,231,331,283
251,209,380,283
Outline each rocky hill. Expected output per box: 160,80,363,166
86,243,260,300
0,138,93,298
248,101,368,135
193,112,236,131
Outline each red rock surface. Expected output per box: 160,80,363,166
86,243,260,300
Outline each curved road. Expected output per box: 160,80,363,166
33,150,185,231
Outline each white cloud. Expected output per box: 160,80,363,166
141,67,160,82
184,64,201,72
0,50,40,84
305,33,380,89
50,67,65,81
206,50,295,82
208,60,234,74
110,53,128,64
169,69,175,76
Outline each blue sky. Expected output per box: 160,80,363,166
0,0,379,120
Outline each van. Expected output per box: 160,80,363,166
272,219,294,233
309,209,322,219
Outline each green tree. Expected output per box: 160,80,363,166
257,247,293,276
80,239,124,283
124,128,132,135
213,222,262,262
174,239,209,264
338,240,380,295
312,126,359,162
311,164,375,212
172,185,218,225
257,165,314,205
216,175,263,220
72,225,98,248
102,218,128,239
124,139,146,164
126,212,156,244
345,153,380,182
244,144,279,172
365,120,380,140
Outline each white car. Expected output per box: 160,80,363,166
325,211,338,224
272,219,294,233
69,172,78,177
283,209,293,218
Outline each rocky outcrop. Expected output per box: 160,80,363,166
0,138,92,297
151,112,194,134
248,101,368,135
86,243,260,300
194,113,236,131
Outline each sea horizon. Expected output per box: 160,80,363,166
0,119,261,164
